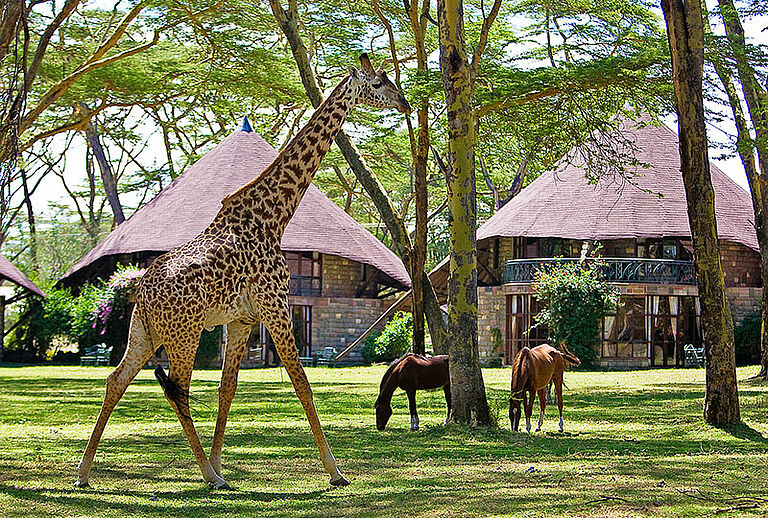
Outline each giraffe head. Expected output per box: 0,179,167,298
349,54,412,115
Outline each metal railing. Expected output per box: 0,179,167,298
504,257,696,285
289,275,322,296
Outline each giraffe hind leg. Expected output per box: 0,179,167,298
210,321,251,476
160,347,231,490
76,312,156,487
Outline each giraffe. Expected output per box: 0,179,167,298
75,54,411,490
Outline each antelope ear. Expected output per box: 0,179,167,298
349,66,359,79
359,53,375,73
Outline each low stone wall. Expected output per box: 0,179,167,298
310,297,392,363
478,286,506,365
726,286,762,323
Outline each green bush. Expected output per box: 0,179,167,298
532,259,619,367
360,330,383,364
363,312,413,363
197,326,223,367
735,308,762,366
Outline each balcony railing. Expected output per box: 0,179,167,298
504,258,697,285
289,275,322,296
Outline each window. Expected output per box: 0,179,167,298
603,296,646,358
248,304,312,365
286,252,321,296
505,294,549,363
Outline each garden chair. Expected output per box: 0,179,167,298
80,344,112,367
316,347,337,367
683,343,705,368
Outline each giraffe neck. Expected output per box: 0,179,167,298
222,77,357,233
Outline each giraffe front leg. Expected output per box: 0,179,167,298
210,322,250,476
261,301,350,487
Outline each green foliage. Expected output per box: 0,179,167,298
5,287,100,363
359,330,383,365
91,265,147,362
197,327,223,368
532,259,619,366
367,312,413,363
735,308,762,366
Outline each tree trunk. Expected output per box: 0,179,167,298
662,0,740,425
0,295,5,364
83,108,125,225
405,0,430,356
20,169,37,275
437,0,491,426
270,0,447,353
713,0,768,379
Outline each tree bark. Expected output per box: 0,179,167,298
662,0,740,425
401,0,430,356
713,0,768,378
437,0,491,425
20,169,37,274
270,0,447,353
82,108,125,225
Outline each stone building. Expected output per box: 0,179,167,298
434,119,760,369
59,120,410,366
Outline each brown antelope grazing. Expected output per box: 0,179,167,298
374,354,450,431
509,344,580,433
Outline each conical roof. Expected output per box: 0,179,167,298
0,254,45,297
60,126,410,287
478,120,758,251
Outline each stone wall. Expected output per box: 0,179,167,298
720,242,761,288
477,286,506,365
310,297,392,363
726,286,762,323
322,254,363,298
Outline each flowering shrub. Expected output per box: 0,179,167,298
532,259,619,366
92,265,146,336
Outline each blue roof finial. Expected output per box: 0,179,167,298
240,116,253,133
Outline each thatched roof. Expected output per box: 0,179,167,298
0,255,45,297
478,120,758,250
59,122,410,288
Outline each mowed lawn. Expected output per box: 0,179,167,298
0,365,766,517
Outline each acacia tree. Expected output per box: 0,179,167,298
705,0,768,379
436,0,497,425
269,0,448,355
662,0,740,425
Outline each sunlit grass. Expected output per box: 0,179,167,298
0,364,766,517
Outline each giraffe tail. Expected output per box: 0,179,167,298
154,366,193,421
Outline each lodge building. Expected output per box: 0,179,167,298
458,120,760,368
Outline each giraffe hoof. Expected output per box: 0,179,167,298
74,480,91,489
208,478,233,490
329,475,351,487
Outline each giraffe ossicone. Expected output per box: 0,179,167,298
75,53,410,490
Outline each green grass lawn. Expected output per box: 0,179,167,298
0,364,766,517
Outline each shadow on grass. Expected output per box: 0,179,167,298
718,422,768,443
0,482,332,517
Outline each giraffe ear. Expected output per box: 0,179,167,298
349,66,359,79
359,53,375,74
